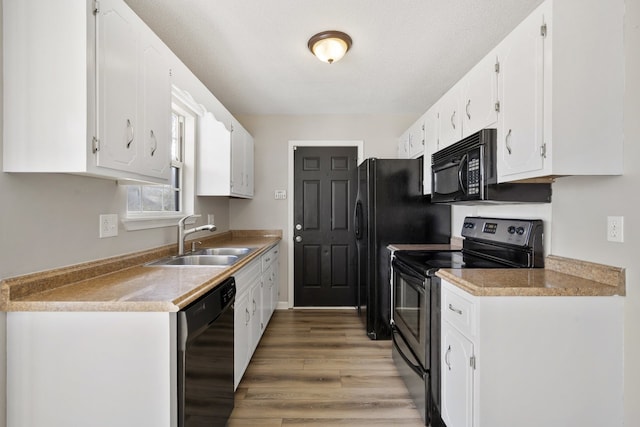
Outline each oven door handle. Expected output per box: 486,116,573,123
391,259,426,284
392,329,426,379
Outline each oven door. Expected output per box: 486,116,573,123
391,257,429,367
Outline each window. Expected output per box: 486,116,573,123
126,111,184,215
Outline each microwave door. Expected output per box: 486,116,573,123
432,159,465,201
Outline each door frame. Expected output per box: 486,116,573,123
286,140,364,308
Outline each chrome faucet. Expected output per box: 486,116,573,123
177,215,216,255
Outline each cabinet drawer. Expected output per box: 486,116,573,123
442,281,476,337
261,244,279,272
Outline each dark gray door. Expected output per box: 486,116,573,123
293,146,358,306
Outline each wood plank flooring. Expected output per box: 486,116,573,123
228,309,425,427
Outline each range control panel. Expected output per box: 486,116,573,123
461,216,543,247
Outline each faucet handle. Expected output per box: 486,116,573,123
178,214,201,226
191,241,202,252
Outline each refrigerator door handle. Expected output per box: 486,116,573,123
354,201,362,240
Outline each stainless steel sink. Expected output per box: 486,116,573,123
147,254,239,267
193,247,253,256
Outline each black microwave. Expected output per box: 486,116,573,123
430,129,552,204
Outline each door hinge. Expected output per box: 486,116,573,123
494,60,500,73
541,23,548,38
470,355,476,370
92,136,100,153
93,0,100,15
494,101,501,112
540,143,547,158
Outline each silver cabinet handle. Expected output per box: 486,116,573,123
295,236,302,243
150,130,157,156
506,129,513,155
245,307,250,325
295,224,302,231
252,299,256,314
445,345,452,370
451,111,456,130
466,99,471,120
126,119,134,148
448,303,463,315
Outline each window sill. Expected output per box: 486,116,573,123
121,214,185,231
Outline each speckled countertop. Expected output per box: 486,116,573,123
388,243,625,297
0,230,282,312
436,255,625,297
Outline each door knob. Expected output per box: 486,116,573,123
295,236,302,243
295,224,302,231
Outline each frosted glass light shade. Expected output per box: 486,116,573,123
308,31,352,64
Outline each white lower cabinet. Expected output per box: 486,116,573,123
441,324,474,427
234,243,280,389
7,312,176,427
440,278,623,427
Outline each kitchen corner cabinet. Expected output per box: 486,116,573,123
234,244,280,389
496,0,624,182
197,112,254,198
440,279,623,427
3,0,172,183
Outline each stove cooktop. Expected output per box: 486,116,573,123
393,249,517,276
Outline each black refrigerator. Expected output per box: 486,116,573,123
354,158,451,340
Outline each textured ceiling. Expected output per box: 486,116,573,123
124,0,544,116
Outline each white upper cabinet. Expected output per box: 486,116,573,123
496,3,546,180
461,53,499,138
496,0,624,182
197,113,254,199
423,106,438,195
437,81,464,149
397,129,410,159
408,117,425,159
3,0,172,183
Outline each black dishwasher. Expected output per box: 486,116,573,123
178,277,236,427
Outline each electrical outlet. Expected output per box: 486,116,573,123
208,213,215,224
607,216,624,243
99,214,118,238
274,190,287,200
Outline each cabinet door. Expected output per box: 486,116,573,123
497,7,546,181
96,0,139,172
462,53,499,137
423,106,438,195
397,130,410,159
231,124,246,196
139,30,171,179
409,117,425,159
234,291,251,389
438,83,463,149
244,133,255,197
249,279,263,353
441,323,474,427
196,112,232,195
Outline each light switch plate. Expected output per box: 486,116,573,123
99,214,118,238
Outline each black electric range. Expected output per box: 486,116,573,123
390,216,544,426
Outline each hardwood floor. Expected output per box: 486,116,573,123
228,309,424,427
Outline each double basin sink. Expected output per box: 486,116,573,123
146,247,254,267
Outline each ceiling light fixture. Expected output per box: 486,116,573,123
308,30,352,64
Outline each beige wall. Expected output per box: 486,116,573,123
230,114,415,303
